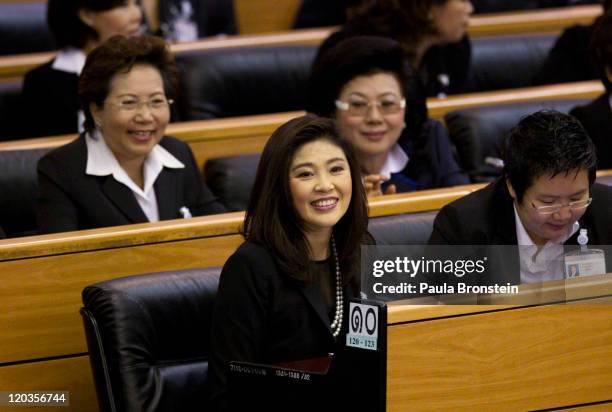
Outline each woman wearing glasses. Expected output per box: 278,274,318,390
429,110,612,284
37,35,225,234
308,36,468,197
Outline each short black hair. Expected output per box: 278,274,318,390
47,0,132,49
605,0,611,12
245,115,370,284
308,35,427,138
590,10,612,92
79,35,178,132
503,110,597,203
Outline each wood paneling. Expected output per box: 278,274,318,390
234,0,301,34
386,273,612,412
0,357,96,412
387,304,612,411
0,233,244,363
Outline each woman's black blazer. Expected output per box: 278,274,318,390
36,134,226,233
208,241,357,410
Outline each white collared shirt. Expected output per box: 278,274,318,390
85,131,185,222
513,204,580,284
379,143,409,177
52,47,87,133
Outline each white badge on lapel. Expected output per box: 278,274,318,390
179,206,192,219
564,229,606,277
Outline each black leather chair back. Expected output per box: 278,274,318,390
205,153,260,211
464,33,555,93
175,34,559,120
0,3,55,55
369,211,436,245
0,147,51,237
0,80,24,140
444,99,588,182
176,45,316,120
81,267,221,412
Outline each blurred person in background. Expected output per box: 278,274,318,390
533,0,611,85
570,8,612,169
316,0,474,98
21,0,143,138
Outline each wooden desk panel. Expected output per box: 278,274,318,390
0,233,244,363
0,357,96,412
386,275,612,411
560,402,612,411
387,305,612,411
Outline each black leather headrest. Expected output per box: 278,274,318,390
176,45,317,120
444,99,588,182
81,267,221,412
464,33,555,93
205,153,261,211
0,81,23,140
174,33,565,121
369,211,437,245
0,148,51,237
0,3,55,55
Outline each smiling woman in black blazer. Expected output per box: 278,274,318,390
36,35,225,234
208,115,371,410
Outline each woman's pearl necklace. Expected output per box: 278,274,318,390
330,235,343,338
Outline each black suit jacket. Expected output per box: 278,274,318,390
21,60,80,138
428,178,612,284
570,93,612,170
37,134,226,233
208,241,358,411
386,119,469,192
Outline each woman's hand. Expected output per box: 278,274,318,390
363,174,397,197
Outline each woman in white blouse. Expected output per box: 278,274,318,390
36,35,225,234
